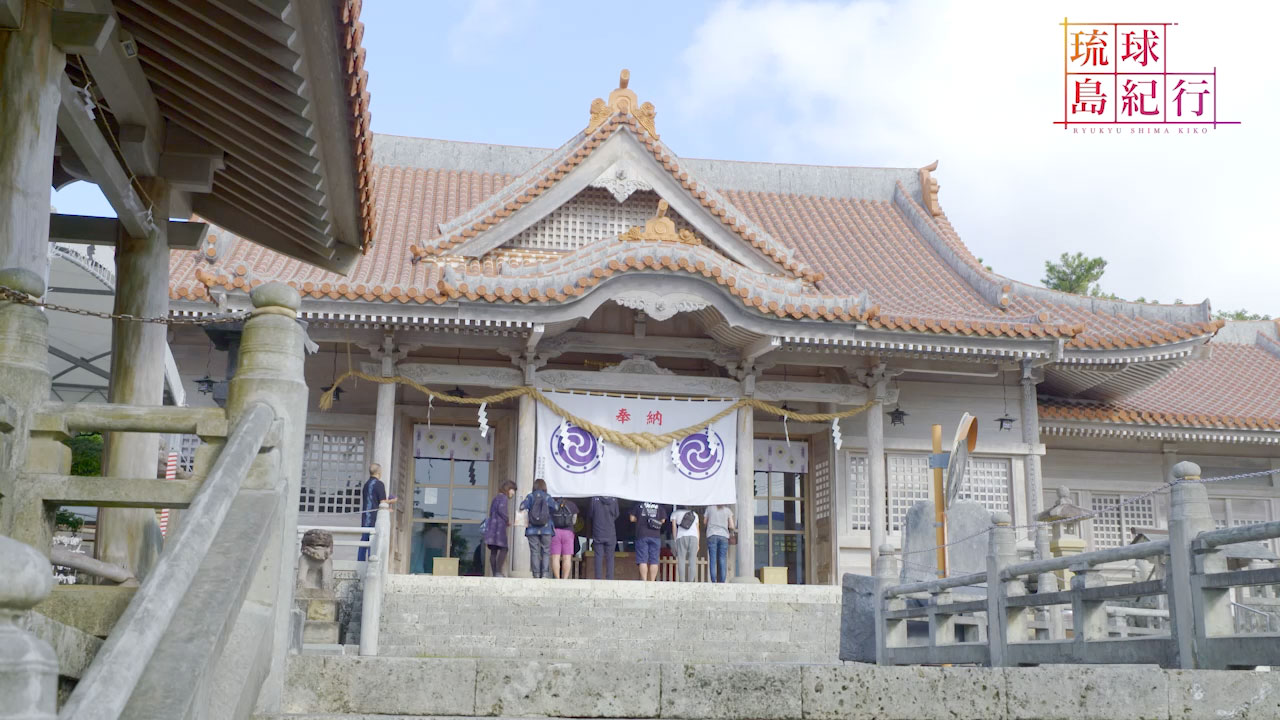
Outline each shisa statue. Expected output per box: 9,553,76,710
296,529,334,593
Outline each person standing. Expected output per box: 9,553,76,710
629,501,668,582
705,503,736,583
519,479,555,578
358,463,389,562
589,496,619,579
671,506,700,582
483,481,516,577
550,496,579,579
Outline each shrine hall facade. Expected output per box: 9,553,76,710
160,74,1280,583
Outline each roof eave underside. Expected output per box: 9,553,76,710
113,0,372,274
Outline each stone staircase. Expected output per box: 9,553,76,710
378,574,841,664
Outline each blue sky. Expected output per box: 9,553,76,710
54,0,1280,315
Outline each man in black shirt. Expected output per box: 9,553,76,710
629,501,668,582
358,463,388,561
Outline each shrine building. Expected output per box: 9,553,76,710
155,72,1280,583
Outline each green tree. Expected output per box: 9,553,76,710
1215,308,1272,321
1042,252,1108,295
64,432,103,476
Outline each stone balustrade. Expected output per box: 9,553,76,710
843,461,1280,670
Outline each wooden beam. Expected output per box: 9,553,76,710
743,335,781,363
49,213,207,250
51,10,116,55
76,0,164,175
48,345,111,380
554,331,723,359
56,74,158,239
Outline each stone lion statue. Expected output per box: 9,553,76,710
296,529,334,593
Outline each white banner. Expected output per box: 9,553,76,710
535,392,738,506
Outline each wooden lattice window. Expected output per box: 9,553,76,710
299,430,368,514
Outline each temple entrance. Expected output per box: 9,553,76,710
754,462,809,584
409,425,495,575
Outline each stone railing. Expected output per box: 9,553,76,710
843,461,1280,670
0,271,308,719
359,502,391,656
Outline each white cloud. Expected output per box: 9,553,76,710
675,0,1280,315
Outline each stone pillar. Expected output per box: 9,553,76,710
373,349,396,478
0,534,58,720
511,391,535,577
867,386,887,570
1166,461,1215,669
225,283,309,709
1019,362,1049,562
732,407,757,582
0,0,63,279
97,178,170,580
0,270,53,541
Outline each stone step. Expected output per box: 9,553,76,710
278,654,1271,719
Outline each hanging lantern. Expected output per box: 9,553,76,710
995,369,1016,431
887,405,909,426
321,384,344,402
995,414,1016,432
195,375,216,395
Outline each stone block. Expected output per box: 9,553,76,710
803,664,1006,720
302,621,339,645
475,659,660,717
760,566,788,584
283,655,476,715
34,585,136,637
660,663,802,720
1005,665,1167,720
900,501,938,584
1168,669,1280,720
302,598,337,622
839,573,877,663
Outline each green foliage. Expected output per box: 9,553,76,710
64,432,103,476
976,256,994,272
1042,252,1108,295
1215,308,1272,321
55,509,84,532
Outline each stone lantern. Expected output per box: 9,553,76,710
1037,486,1089,561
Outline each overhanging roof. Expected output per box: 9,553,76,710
57,0,374,273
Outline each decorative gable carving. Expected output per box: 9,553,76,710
600,355,674,375
589,160,653,202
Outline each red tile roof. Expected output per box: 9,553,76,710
168,109,1219,351
1040,339,1280,431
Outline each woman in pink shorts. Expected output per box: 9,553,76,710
549,497,579,579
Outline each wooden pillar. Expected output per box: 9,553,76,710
511,391,535,577
373,344,396,475
732,406,757,582
1019,362,1050,562
96,177,168,579
0,0,63,278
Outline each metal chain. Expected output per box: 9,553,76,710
0,286,248,326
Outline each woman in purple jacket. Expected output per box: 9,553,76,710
483,481,517,577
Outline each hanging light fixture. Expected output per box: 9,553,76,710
195,375,216,395
887,404,909,427
995,369,1016,431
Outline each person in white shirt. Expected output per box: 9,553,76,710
671,506,700,582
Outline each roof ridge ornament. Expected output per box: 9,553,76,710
620,199,699,245
919,161,942,217
587,69,658,139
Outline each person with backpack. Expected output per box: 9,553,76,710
629,501,668,581
549,496,579,579
519,479,555,578
588,496,620,580
671,506,700,582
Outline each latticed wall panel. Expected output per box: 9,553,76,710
887,454,932,533
957,457,1012,514
300,430,369,515
506,188,698,252
846,453,869,530
812,458,832,521
1089,493,1155,549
